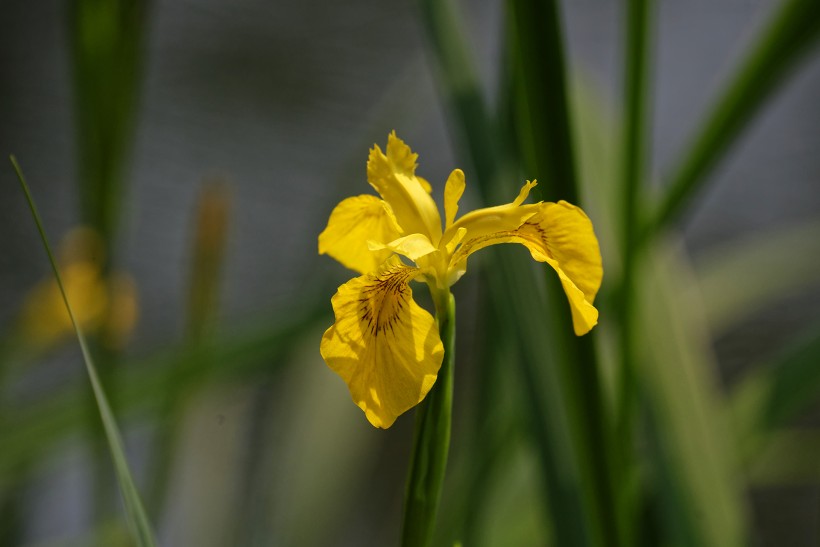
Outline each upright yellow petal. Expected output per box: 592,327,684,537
443,169,465,228
448,200,603,335
320,265,444,428
417,176,433,194
367,132,443,244
318,195,402,274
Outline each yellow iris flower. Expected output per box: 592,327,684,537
319,132,603,428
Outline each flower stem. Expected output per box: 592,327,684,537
401,290,455,547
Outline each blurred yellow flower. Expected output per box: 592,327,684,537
20,227,138,350
319,132,602,428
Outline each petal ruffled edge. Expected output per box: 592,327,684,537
448,200,602,335
366,132,443,244
320,265,444,428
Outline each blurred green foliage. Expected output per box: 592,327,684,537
3,0,820,545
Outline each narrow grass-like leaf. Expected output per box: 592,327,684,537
647,0,820,237
10,156,156,547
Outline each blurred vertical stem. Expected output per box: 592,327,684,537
646,0,820,238
401,290,455,547
507,0,577,200
71,0,148,250
615,0,653,544
70,0,149,524
507,1,617,546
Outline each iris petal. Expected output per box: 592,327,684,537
318,194,402,274
443,169,465,228
320,265,444,428
367,132,443,244
449,200,602,335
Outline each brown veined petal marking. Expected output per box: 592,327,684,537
320,265,444,428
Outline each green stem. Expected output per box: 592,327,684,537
401,291,455,547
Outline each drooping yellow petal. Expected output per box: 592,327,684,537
320,265,444,428
444,169,465,228
526,202,603,303
367,132,443,244
550,261,599,335
318,195,403,274
448,200,603,335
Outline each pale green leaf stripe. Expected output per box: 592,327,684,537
745,429,820,485
640,243,746,547
10,156,156,547
729,323,820,461
693,219,820,334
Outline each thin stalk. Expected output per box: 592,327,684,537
401,291,455,547
11,156,156,547
615,0,654,544
646,0,820,239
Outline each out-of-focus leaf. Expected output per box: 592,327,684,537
71,0,149,245
507,0,579,202
639,241,746,547
235,335,379,546
648,0,820,237
729,323,820,457
693,220,820,334
745,430,820,485
417,0,500,185
0,294,330,483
